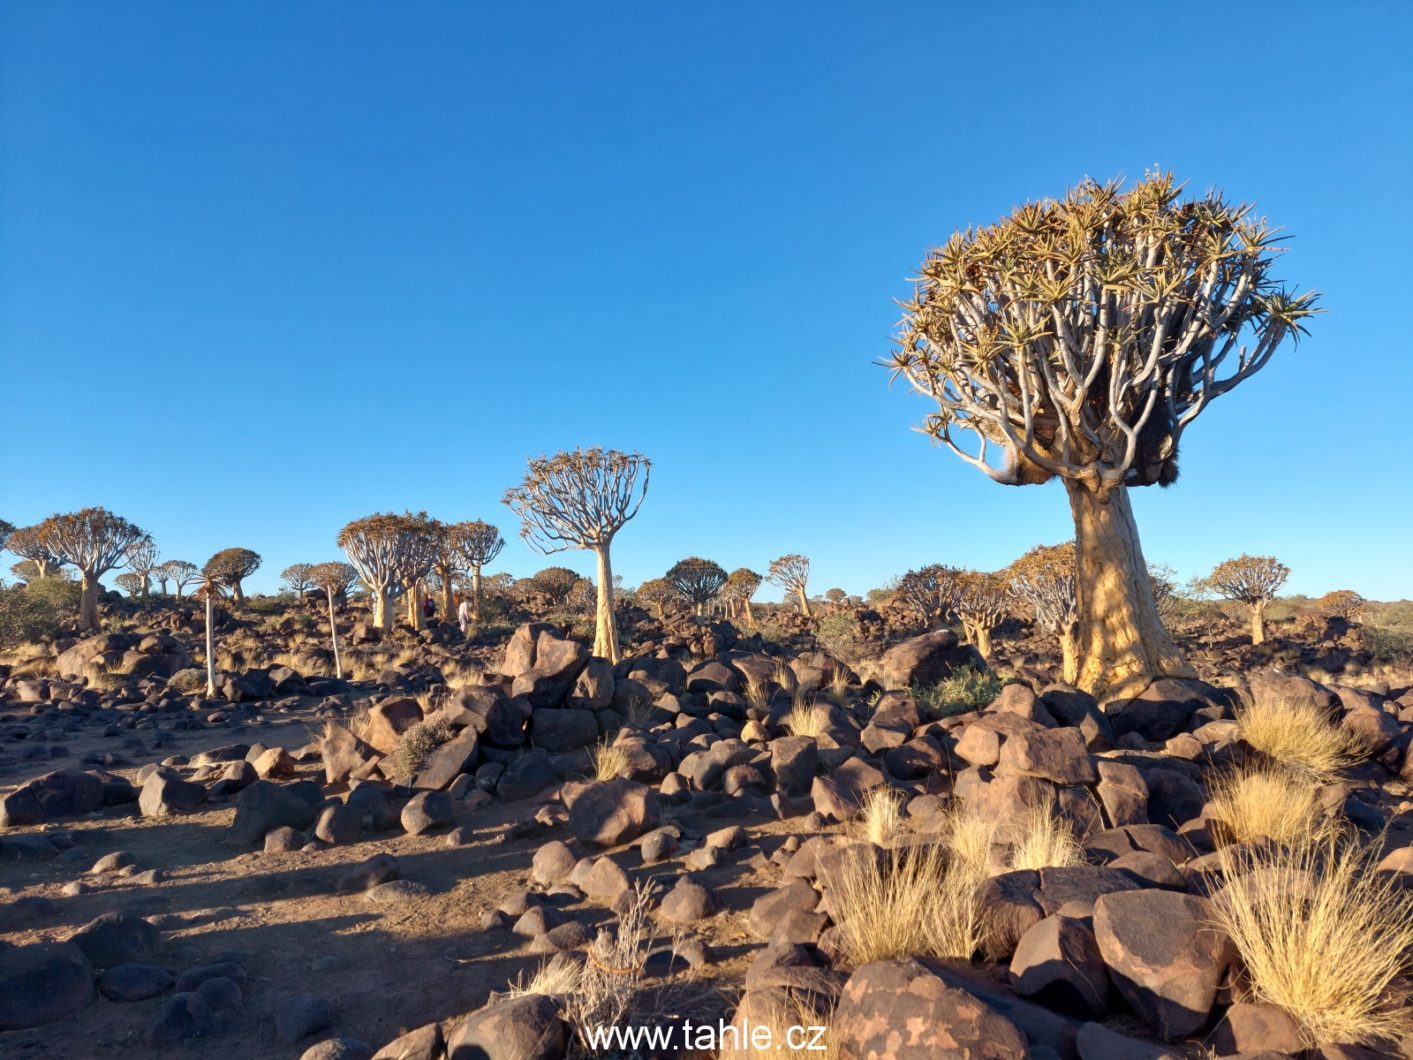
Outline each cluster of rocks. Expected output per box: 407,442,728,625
4,615,1413,1058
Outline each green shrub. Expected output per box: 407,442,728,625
0,579,82,649
815,611,866,665
911,665,1001,718
1365,627,1413,665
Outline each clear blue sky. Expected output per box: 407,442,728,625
3,2,1410,601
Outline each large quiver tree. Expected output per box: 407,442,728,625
724,567,763,628
204,548,261,604
766,554,812,617
450,519,505,622
503,447,649,664
887,173,1318,699
33,508,148,631
665,557,728,616
6,525,67,581
337,512,439,632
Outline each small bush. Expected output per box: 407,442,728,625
815,611,866,666
1364,626,1413,665
1213,833,1413,1046
912,666,1001,718
390,719,453,783
168,668,208,694
0,579,81,649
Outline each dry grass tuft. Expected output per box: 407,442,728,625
825,666,851,706
1208,763,1332,848
501,953,584,1000
944,804,1003,880
1006,797,1086,871
734,993,840,1059
782,697,825,739
852,787,905,847
390,718,453,783
742,672,772,713
1212,832,1413,1046
1235,695,1363,779
831,840,984,966
562,879,654,1049
589,738,632,782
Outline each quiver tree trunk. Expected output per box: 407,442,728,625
373,587,393,632
78,572,100,632
1059,624,1079,686
974,626,993,660
743,598,756,630
798,589,812,618
406,580,424,631
441,579,455,623
204,595,217,699
326,590,344,680
593,544,620,663
1250,601,1267,646
1066,480,1195,700
231,582,245,604
471,567,484,622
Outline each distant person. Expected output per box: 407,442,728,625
456,594,472,635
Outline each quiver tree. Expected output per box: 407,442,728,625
635,578,676,621
32,507,148,631
192,568,226,698
309,561,359,679
530,566,585,608
1209,554,1289,645
7,525,68,581
0,519,13,545
894,564,966,628
451,519,505,622
665,557,728,616
767,554,812,617
1318,589,1365,622
887,173,1318,700
158,560,199,600
114,572,145,598
427,523,468,621
280,563,315,597
203,548,261,604
503,447,650,664
123,537,158,599
337,512,439,632
955,571,1008,659
724,567,763,628
1008,543,1079,682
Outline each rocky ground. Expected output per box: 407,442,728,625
2,603,1412,1060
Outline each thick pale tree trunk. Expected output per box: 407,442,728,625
471,567,484,622
407,580,424,631
440,576,455,622
231,581,245,604
798,588,812,618
374,586,393,632
1059,625,1079,685
1066,480,1195,701
974,626,993,660
743,598,757,630
593,544,620,663
327,590,343,680
1250,601,1267,646
204,594,217,698
78,572,100,632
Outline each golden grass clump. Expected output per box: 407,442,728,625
1212,832,1413,1047
502,953,584,1000
944,804,1002,880
825,666,851,706
732,994,840,1060
1235,695,1363,779
1207,763,1332,848
831,840,984,966
782,697,826,739
852,787,905,847
1005,797,1086,871
742,673,772,713
589,738,632,782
